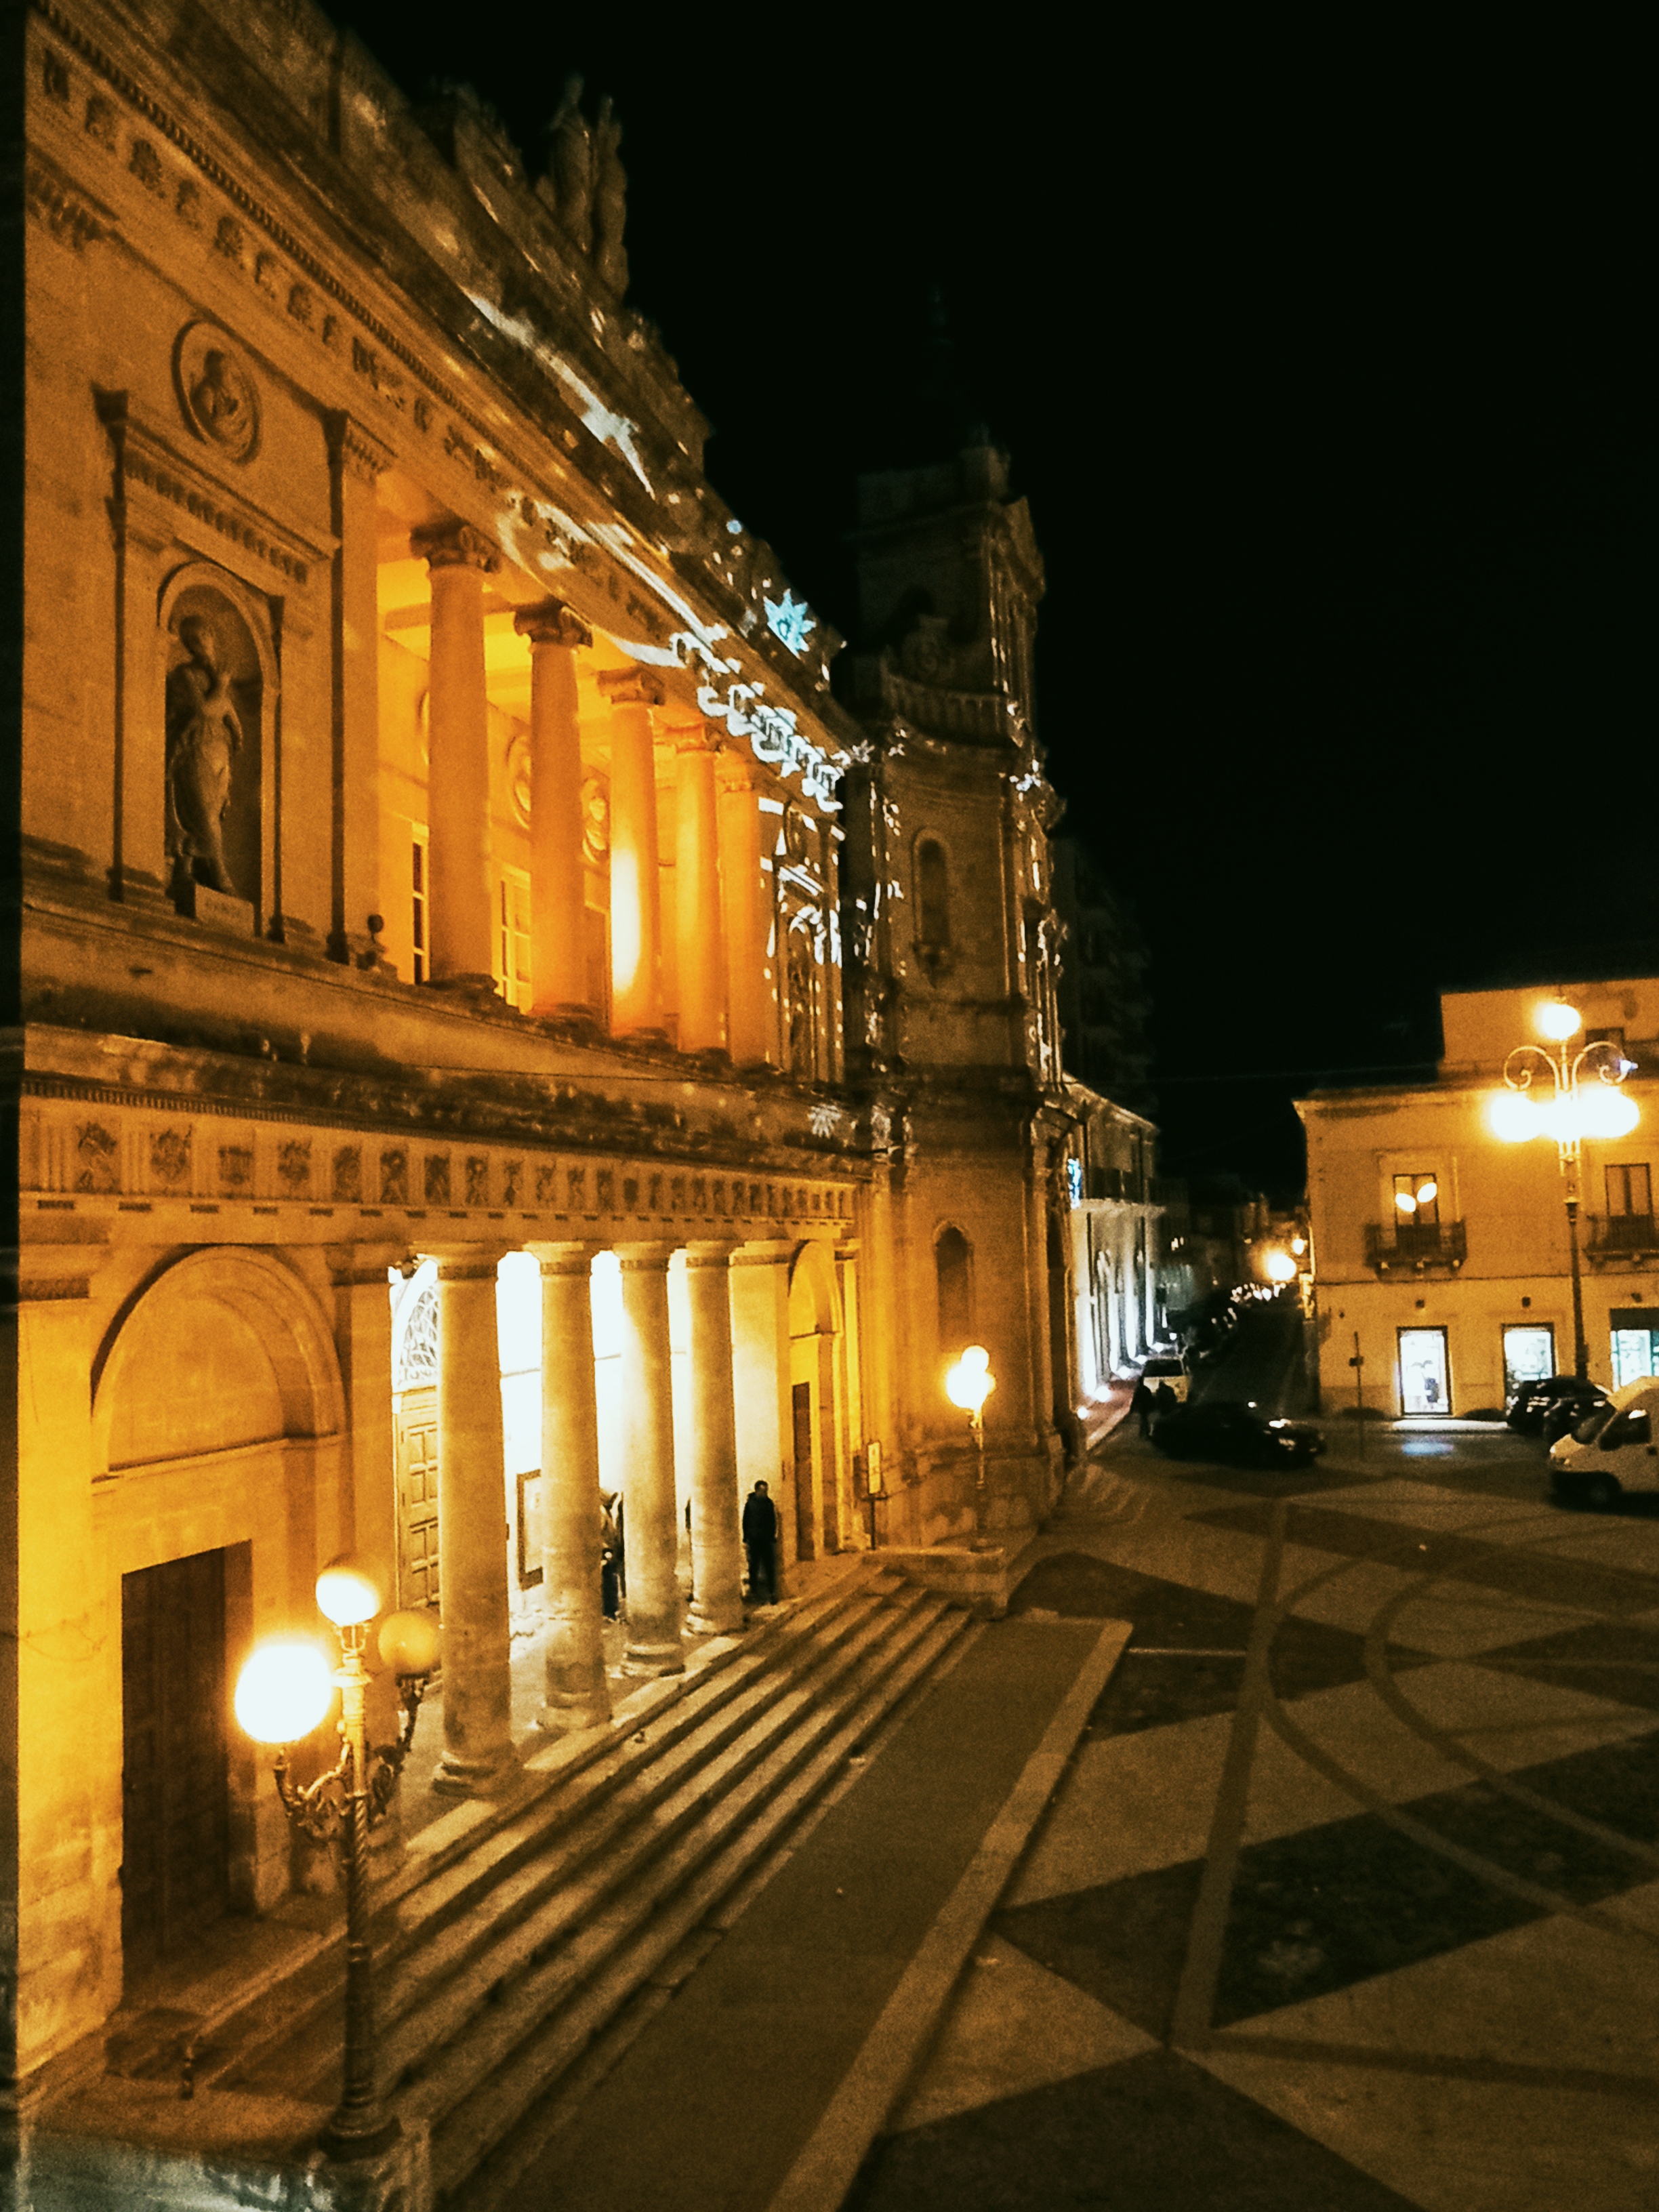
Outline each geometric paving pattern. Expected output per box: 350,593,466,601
859,1441,1659,2212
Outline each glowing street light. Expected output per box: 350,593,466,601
945,1345,996,1489
1263,1249,1298,1284
234,1559,441,2163
1488,997,1639,1382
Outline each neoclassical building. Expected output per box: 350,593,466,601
5,0,1093,2133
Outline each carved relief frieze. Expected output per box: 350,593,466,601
278,1140,312,1195
595,1169,615,1212
75,1122,119,1194
424,1155,451,1206
333,1144,362,1202
621,1177,639,1210
218,1142,253,1192
502,1159,522,1205
150,1127,191,1189
380,1149,409,1206
24,148,110,249
465,1155,489,1206
563,1166,584,1209
536,1163,559,1206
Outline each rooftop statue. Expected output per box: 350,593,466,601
544,76,628,295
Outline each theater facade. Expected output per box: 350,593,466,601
7,0,1093,2112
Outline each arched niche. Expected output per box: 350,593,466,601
157,560,278,917
787,1241,847,1559
913,834,953,972
91,1248,344,1479
787,1240,843,1339
935,1223,974,1355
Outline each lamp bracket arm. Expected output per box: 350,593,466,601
1503,1044,1559,1093
273,1746,350,1845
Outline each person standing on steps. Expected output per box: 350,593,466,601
743,1480,780,1607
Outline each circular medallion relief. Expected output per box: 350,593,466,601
581,776,611,864
174,322,261,464
507,735,532,827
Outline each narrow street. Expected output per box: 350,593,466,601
851,1397,1659,2211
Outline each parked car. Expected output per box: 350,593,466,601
1549,1379,1658,1508
1507,1374,1609,1439
1141,1355,1191,1406
1151,1399,1324,1465
1540,1387,1612,1447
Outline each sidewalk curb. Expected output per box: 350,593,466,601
762,1614,1133,2212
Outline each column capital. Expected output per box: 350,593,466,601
598,665,667,710
527,1239,607,1274
613,1239,678,1271
412,520,501,575
514,597,592,650
669,718,721,756
716,750,759,794
683,1238,742,1266
729,1239,798,1269
430,1246,511,1279
323,410,394,485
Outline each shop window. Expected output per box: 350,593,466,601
1611,1311,1659,1388
1502,1324,1554,1400
1398,1326,1450,1415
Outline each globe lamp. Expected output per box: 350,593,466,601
234,1640,335,1746
315,1555,381,1629
379,1608,443,1676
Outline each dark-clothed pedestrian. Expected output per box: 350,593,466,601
600,1488,625,1621
1154,1382,1177,1417
1131,1378,1155,1438
743,1480,780,1607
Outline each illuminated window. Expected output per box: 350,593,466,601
497,870,531,1011
1392,1172,1440,1225
411,830,428,985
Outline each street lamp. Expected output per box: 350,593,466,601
234,1560,441,2162
945,1345,996,1490
1488,997,1639,1383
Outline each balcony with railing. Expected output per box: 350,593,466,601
1364,1219,1468,1273
1588,1213,1659,1263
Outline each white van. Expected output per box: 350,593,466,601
1141,1355,1191,1406
1548,1378,1659,1508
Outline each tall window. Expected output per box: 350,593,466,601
936,1227,972,1354
915,839,951,960
411,830,429,985
1393,1172,1441,1225
1607,1164,1652,1218
497,871,531,1012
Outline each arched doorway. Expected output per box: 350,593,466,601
92,1249,344,1974
787,1244,846,1561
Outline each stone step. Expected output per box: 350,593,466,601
199,1560,899,2095
239,1583,941,2103
384,1593,958,2122
430,1606,978,2207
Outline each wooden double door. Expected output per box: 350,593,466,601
396,1387,441,1613
121,1549,230,1972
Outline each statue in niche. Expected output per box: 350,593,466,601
546,77,594,256
165,615,242,893
592,98,628,293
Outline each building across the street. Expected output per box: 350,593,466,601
1298,977,1658,1416
3,0,1131,2169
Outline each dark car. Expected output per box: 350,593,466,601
1151,1400,1324,1465
1541,1388,1613,1448
1508,1375,1608,1439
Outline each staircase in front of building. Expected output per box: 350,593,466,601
190,1557,976,2205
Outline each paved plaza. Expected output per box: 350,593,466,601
855,1422,1659,2211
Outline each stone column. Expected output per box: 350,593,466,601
599,668,667,1037
717,753,771,1065
414,522,500,992
324,415,392,967
672,722,726,1054
531,1242,611,1731
433,1250,517,1794
514,599,593,1020
729,1241,795,1593
615,1241,684,1675
328,1250,404,1778
683,1242,744,1635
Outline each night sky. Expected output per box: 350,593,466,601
324,10,1653,1202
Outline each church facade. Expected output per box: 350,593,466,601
5,0,1090,2121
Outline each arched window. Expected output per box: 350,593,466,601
936,1226,972,1353
915,838,951,964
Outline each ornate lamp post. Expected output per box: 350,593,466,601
1488,998,1639,1383
234,1560,441,2162
944,1345,996,1491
